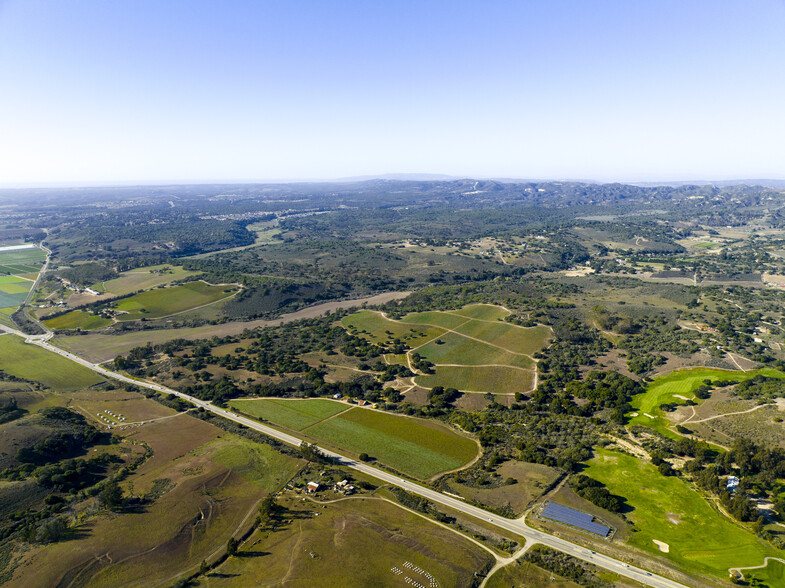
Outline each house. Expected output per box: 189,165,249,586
357,399,368,406
333,393,342,399
306,481,320,493
727,476,740,492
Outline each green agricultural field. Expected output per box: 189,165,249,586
342,310,446,346
0,291,25,310
0,276,31,292
0,335,105,391
230,398,478,479
305,409,477,479
584,448,781,578
415,365,534,393
43,309,112,330
0,246,45,275
230,398,350,431
343,305,550,395
451,303,510,321
0,275,31,309
452,320,551,356
112,281,238,320
415,331,535,368
94,263,199,295
628,367,785,436
400,309,472,329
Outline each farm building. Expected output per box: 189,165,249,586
306,481,320,493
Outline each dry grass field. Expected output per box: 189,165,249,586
6,411,303,588
203,495,493,588
443,461,561,515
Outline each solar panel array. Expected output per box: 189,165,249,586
541,503,610,536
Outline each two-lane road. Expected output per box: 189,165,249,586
2,328,687,587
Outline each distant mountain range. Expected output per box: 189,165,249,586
2,175,785,191
337,175,785,189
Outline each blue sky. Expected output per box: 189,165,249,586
1,0,784,185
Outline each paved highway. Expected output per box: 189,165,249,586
0,325,688,588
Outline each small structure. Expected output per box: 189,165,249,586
727,476,740,493
306,481,320,493
333,393,342,399
357,399,368,406
335,479,355,495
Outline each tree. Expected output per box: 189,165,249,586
258,494,277,528
226,537,239,556
98,480,124,509
300,441,326,464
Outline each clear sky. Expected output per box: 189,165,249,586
1,0,784,185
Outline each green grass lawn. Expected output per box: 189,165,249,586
628,367,785,436
44,310,113,330
229,398,349,431
231,398,478,479
0,335,105,391
113,281,238,320
745,558,785,587
584,448,781,578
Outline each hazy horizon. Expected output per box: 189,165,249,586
2,0,784,185
3,174,785,192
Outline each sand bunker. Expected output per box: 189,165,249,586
652,539,670,553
